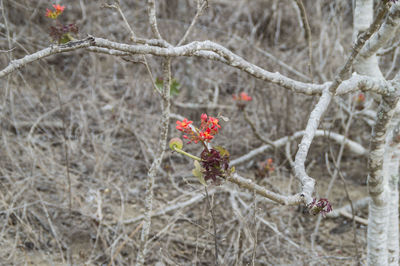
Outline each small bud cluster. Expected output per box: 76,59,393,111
233,92,252,109
256,158,275,178
354,93,365,110
308,198,333,217
44,4,78,44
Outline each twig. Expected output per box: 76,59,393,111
147,0,163,39
242,109,275,147
334,161,361,263
251,189,257,266
108,221,144,266
177,0,208,46
293,0,313,78
204,186,219,265
50,67,72,215
111,1,162,96
231,129,366,166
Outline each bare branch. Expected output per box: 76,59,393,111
0,37,326,94
147,0,163,39
231,129,366,166
361,2,400,58
336,73,396,95
0,37,95,78
177,0,208,46
293,0,313,78
294,88,332,205
225,173,301,205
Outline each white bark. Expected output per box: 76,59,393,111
385,131,400,266
367,96,399,265
353,0,383,77
352,1,400,265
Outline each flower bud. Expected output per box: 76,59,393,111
169,138,183,150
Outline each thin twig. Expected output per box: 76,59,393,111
242,109,276,147
204,186,219,265
52,68,72,214
108,221,144,266
251,188,257,266
293,0,313,78
330,153,361,264
177,0,208,46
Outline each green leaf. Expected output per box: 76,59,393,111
230,166,235,174
155,77,180,96
155,77,163,91
170,79,180,96
192,161,207,186
59,33,74,44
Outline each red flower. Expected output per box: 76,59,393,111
208,117,221,129
233,92,252,101
53,4,65,13
176,118,193,131
356,93,365,103
239,92,252,101
200,128,214,141
45,4,65,19
354,93,366,110
175,114,222,144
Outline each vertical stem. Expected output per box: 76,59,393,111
205,186,219,265
136,58,171,265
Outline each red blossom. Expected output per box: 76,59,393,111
175,114,221,144
356,93,365,103
200,128,214,140
53,4,65,13
45,4,65,19
233,92,252,109
201,113,208,122
239,92,252,101
176,118,193,131
209,117,221,129
354,93,366,110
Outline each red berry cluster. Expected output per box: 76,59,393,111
176,114,221,144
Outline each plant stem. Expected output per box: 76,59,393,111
173,146,202,161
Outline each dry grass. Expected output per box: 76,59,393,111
0,0,395,265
